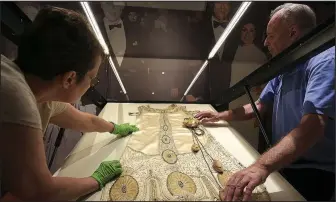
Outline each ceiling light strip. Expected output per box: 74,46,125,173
183,60,209,96
182,2,251,99
108,56,127,94
80,2,127,95
208,2,252,59
80,2,109,55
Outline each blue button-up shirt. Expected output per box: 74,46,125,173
260,47,335,172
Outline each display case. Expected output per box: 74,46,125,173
3,1,334,106
1,1,335,200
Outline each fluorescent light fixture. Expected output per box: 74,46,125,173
181,2,251,100
208,2,252,59
81,2,128,96
80,2,109,55
183,60,209,96
108,56,127,94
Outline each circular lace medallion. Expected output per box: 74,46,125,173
162,149,177,164
194,128,204,136
162,135,170,144
110,175,139,201
167,171,197,196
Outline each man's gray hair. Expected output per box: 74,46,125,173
270,3,317,35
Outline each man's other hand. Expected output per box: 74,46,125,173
194,111,223,123
219,163,270,201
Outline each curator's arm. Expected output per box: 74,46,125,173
50,104,139,136
257,56,335,173
221,53,335,201
195,78,276,123
220,114,326,201
256,113,327,173
195,99,267,123
223,99,266,121
1,123,99,200
1,123,124,200
232,77,279,121
50,103,114,133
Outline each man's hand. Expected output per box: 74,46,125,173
91,160,123,190
111,123,139,137
194,111,227,123
219,163,270,201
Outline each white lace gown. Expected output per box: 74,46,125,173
101,105,270,201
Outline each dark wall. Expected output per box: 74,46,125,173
2,1,335,105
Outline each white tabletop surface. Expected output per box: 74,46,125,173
53,103,305,201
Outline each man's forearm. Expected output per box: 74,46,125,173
256,121,324,173
225,105,254,121
223,100,263,121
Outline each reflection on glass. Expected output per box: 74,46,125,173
101,2,126,67
1,35,17,60
116,58,204,101
10,1,333,103
230,22,267,87
16,2,40,21
229,21,268,149
98,2,211,101
206,2,237,102
212,2,231,60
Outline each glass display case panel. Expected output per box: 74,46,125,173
12,1,335,103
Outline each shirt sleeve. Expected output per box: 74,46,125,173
0,79,42,130
259,78,278,105
303,56,335,118
50,101,69,117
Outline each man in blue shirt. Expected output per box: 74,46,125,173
195,3,335,201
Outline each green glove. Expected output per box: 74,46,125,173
91,160,123,190
111,123,139,137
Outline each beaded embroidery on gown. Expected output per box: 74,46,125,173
101,104,270,201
